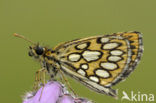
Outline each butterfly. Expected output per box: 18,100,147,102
14,31,143,98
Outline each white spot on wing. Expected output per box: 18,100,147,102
95,69,110,78
100,62,117,70
76,43,88,50
89,76,99,82
77,69,86,76
68,54,81,62
108,56,122,62
81,64,88,70
100,38,109,43
82,50,102,62
110,50,123,55
103,43,119,49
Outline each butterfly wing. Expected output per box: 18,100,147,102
54,31,143,97
110,31,144,86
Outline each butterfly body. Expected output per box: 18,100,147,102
27,31,143,98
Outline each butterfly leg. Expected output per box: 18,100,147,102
33,68,47,90
39,69,47,101
57,67,78,97
33,68,47,101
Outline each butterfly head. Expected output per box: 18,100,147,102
28,44,46,58
13,33,49,59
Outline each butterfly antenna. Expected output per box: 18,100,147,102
13,33,34,44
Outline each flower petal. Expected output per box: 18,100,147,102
23,81,63,103
22,81,92,103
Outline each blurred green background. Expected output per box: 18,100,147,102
0,0,156,103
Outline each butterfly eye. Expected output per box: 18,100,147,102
35,46,44,55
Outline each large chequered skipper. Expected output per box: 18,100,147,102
14,31,143,98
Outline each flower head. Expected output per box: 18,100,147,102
23,81,92,103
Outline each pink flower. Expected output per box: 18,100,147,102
23,81,92,103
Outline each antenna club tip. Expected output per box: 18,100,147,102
13,33,34,44
13,33,19,37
